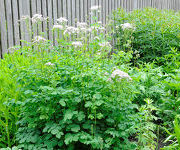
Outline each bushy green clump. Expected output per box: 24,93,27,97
0,47,53,147
112,8,180,63
15,52,138,150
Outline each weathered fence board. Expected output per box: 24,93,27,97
0,0,180,58
0,0,8,56
12,0,20,46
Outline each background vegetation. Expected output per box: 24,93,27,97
0,8,179,150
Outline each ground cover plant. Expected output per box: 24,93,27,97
0,6,179,150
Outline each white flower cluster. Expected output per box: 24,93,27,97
45,62,55,66
57,17,68,24
53,25,64,30
109,69,132,81
72,41,83,48
90,25,105,33
32,14,46,23
99,42,111,48
77,22,88,28
33,36,47,43
64,26,79,35
120,23,135,31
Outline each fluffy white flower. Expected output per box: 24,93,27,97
90,5,101,11
32,14,45,23
120,23,135,31
77,22,88,28
57,17,68,24
116,25,119,29
72,41,83,48
45,62,55,66
53,25,64,30
110,69,132,81
33,36,47,43
90,25,105,32
64,26,79,35
99,42,111,48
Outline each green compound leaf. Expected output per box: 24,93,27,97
64,110,74,121
95,100,104,106
64,133,74,145
56,132,64,139
93,93,102,99
59,100,66,107
51,128,59,135
85,101,92,108
78,111,85,121
71,125,80,132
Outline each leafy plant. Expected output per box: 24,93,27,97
15,53,138,149
112,8,180,63
162,115,180,150
136,98,158,150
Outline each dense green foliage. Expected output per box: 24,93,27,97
112,8,180,63
0,8,179,150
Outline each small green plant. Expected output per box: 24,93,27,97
136,98,158,150
162,115,180,150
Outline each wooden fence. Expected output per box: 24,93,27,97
0,0,180,58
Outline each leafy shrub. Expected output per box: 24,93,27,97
0,46,54,147
15,52,138,150
112,8,180,63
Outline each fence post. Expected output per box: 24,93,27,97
133,0,138,9
0,0,8,57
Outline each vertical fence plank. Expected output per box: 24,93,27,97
47,0,53,41
6,0,14,50
31,0,37,38
31,0,37,15
57,0,63,40
97,0,101,22
91,0,96,24
72,0,76,25
12,0,20,46
53,0,58,45
80,0,84,22
37,0,43,34
117,0,120,8
67,0,72,25
111,0,114,14
121,0,124,9
105,0,109,23
76,0,80,23
102,0,106,24
42,0,48,39
133,0,138,9
85,0,89,23
57,0,62,18
0,0,8,55
19,0,31,46
63,0,67,18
